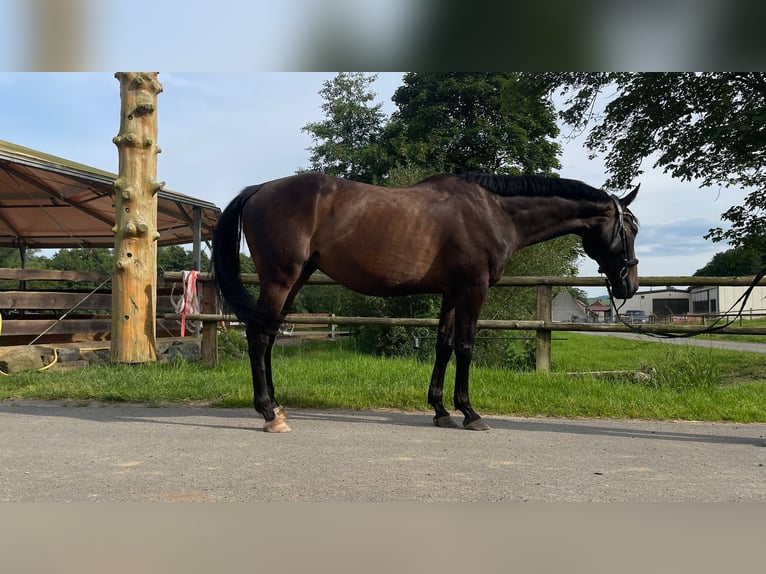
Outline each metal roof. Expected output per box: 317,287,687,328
0,139,220,249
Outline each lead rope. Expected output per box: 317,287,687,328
172,270,199,337
606,266,766,339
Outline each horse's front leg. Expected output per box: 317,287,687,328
453,285,490,431
428,301,458,428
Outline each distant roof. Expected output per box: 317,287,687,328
0,139,220,249
587,300,611,312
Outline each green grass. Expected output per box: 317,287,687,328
698,316,766,343
2,335,766,422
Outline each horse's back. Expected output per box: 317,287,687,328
243,172,440,234
238,172,506,295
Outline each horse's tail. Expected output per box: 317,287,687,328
211,185,263,324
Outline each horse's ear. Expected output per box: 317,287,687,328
620,183,640,207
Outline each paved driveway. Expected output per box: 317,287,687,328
1,401,764,502
578,330,766,353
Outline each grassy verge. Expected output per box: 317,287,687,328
2,334,766,422
697,316,766,343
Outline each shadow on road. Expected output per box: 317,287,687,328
2,400,763,447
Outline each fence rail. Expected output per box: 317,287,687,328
174,312,766,335
0,268,181,344
8,267,763,364
164,271,766,288
162,272,766,369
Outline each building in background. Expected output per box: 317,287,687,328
690,285,766,318
552,291,588,322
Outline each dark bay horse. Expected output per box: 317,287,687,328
212,172,640,432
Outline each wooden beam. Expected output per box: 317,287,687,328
0,267,109,282
1,318,181,339
0,291,111,310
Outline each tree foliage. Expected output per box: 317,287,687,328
1,246,208,291
538,72,766,257
694,245,764,277
157,245,211,274
303,72,563,182
0,248,23,269
0,248,25,290
9,248,114,290
301,72,387,183
387,73,561,175
48,248,113,275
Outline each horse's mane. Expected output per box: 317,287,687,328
458,172,609,203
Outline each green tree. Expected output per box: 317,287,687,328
301,72,387,183
387,73,561,174
538,72,766,258
157,245,210,274
30,248,113,290
0,248,23,269
46,248,113,274
0,248,24,290
694,246,763,277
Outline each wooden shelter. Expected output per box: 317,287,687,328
0,137,221,352
0,138,219,255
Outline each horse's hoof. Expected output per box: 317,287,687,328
433,415,459,428
274,406,289,419
464,418,490,431
263,414,292,433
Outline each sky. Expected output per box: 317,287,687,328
0,72,750,298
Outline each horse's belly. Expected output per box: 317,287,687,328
312,199,454,295
318,245,447,296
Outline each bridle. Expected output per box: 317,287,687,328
598,194,639,300
600,194,766,339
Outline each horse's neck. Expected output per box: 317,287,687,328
499,195,604,250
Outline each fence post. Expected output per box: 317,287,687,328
198,279,218,364
535,283,552,372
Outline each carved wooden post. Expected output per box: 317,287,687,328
111,72,163,363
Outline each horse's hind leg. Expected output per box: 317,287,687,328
263,267,315,422
264,333,284,417
245,280,298,433
429,298,458,428
246,319,291,433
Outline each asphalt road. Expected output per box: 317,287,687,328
1,401,764,502
578,330,766,353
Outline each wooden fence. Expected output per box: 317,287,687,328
163,272,766,369
0,268,185,346
4,266,764,368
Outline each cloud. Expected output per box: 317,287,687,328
636,219,723,257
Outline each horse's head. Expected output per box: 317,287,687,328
582,185,640,300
